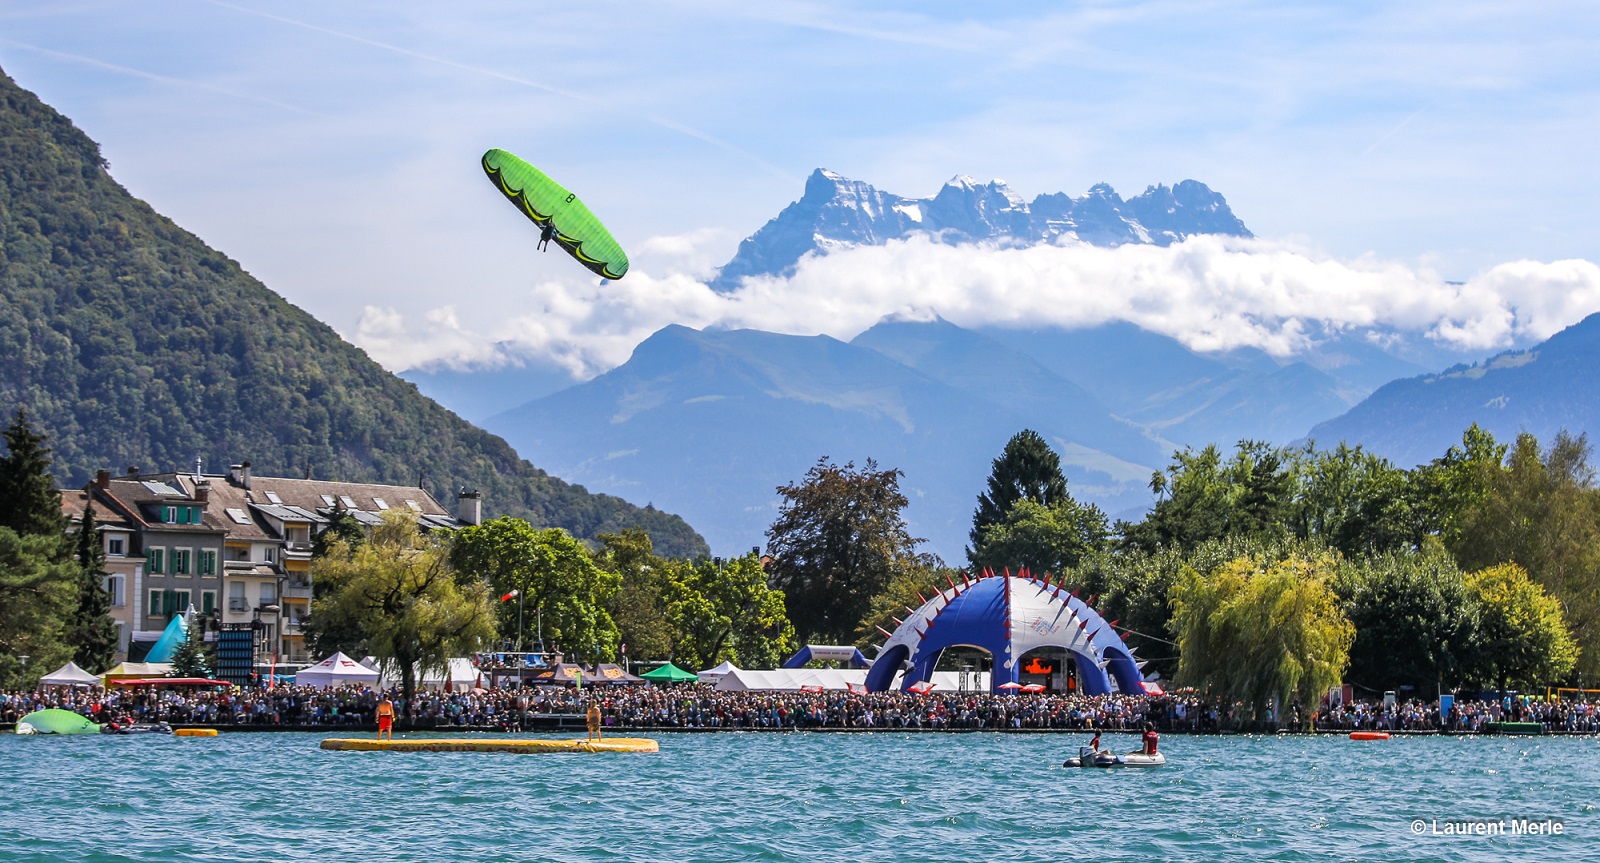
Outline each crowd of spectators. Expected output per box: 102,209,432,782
3,684,1597,734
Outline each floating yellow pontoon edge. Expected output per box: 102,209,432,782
175,728,218,737
319,737,659,754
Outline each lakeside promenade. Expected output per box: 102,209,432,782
7,684,1597,736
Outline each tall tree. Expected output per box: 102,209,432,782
0,528,76,688
1333,543,1478,694
1122,441,1295,553
68,502,119,672
1291,442,1423,556
449,516,620,660
766,458,929,644
665,553,795,670
970,430,1068,555
0,410,68,540
596,529,675,663
311,511,495,704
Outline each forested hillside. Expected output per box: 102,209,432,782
0,68,706,558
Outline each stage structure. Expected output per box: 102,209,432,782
863,570,1146,695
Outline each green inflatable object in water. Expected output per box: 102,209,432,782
16,708,99,735
481,149,630,280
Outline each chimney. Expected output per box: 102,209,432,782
458,488,482,526
195,479,211,505
228,464,244,486
96,469,111,489
126,466,139,478
240,461,252,490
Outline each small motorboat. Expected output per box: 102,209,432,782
1064,747,1166,768
101,721,173,735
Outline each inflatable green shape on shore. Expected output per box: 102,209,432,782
481,149,630,280
16,708,99,735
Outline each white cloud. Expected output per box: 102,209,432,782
359,235,1600,375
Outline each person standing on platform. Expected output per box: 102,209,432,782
376,695,395,741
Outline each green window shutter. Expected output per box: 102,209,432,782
202,591,215,613
149,548,163,573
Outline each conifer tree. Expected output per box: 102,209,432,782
0,410,68,540
69,502,119,672
167,623,213,679
970,430,1068,558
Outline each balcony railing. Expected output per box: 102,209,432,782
227,600,249,612
282,581,312,599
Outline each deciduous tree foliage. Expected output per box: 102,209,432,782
1332,542,1478,694
596,529,675,664
1290,442,1424,556
1122,441,1295,553
664,553,794,671
1171,553,1353,723
970,498,1110,576
311,511,495,704
449,516,619,660
1448,431,1600,678
1463,563,1579,690
970,430,1068,555
767,458,930,644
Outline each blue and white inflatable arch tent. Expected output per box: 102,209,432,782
863,570,1144,695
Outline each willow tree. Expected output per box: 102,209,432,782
1172,553,1353,725
311,511,495,704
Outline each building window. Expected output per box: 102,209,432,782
201,590,216,614
200,550,216,576
173,549,192,576
229,582,247,612
260,582,278,606
148,548,165,574
174,589,191,613
106,537,125,556
104,574,126,607
148,589,164,617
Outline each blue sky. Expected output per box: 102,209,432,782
4,1,1598,372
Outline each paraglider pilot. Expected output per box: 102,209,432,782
538,221,557,251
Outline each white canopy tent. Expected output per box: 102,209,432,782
296,652,381,689
39,660,101,687
713,668,989,692
370,657,482,692
697,660,738,684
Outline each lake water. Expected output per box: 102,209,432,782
3,731,1595,862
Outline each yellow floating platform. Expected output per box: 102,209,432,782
175,728,218,737
319,737,659,754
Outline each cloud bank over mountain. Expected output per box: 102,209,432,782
358,236,1600,379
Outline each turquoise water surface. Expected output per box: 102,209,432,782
3,731,1595,862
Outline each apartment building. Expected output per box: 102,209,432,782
60,488,144,660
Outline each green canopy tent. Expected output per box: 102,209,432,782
638,663,698,683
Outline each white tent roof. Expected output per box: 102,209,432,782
371,657,482,691
713,668,989,692
296,652,380,688
697,660,738,683
39,660,101,687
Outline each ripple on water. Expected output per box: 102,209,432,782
3,731,1598,862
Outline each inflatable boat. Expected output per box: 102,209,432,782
1064,747,1166,768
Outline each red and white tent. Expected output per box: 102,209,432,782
296,652,381,689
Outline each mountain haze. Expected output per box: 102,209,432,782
1308,312,1600,467
0,67,707,557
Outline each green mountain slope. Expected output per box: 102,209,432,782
0,67,707,558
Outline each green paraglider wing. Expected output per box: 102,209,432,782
481,149,630,280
